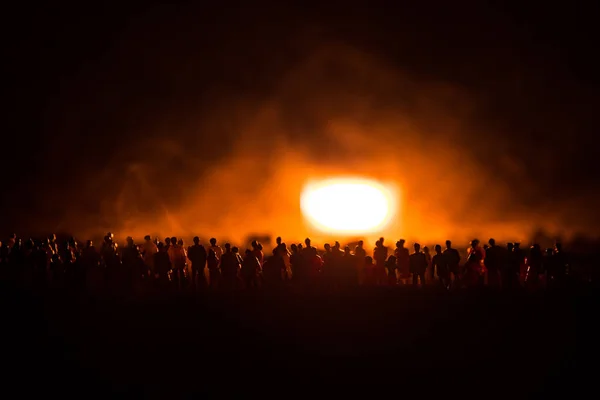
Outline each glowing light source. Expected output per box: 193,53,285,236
300,177,397,235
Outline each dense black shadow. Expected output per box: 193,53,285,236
3,284,598,397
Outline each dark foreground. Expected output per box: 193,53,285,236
3,284,599,398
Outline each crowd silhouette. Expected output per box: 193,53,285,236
0,231,593,294
3,230,599,398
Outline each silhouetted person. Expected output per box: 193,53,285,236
309,250,323,284
341,245,357,287
207,249,220,288
321,243,334,286
188,236,207,290
373,237,389,285
233,246,244,285
48,233,57,254
302,238,320,283
443,240,461,288
544,247,557,288
263,253,285,288
331,242,345,288
354,240,366,284
272,236,283,256
465,239,486,287
50,253,64,287
409,243,428,287
101,233,120,292
122,236,142,293
168,238,187,290
279,243,291,281
29,240,46,290
251,240,264,266
423,246,432,283
363,255,376,285
209,238,223,261
220,243,239,290
485,238,504,288
525,244,543,289
81,240,101,291
242,249,261,288
394,239,410,286
302,238,317,258
503,243,519,289
142,235,158,276
552,242,569,286
153,243,171,291
385,255,397,286
432,244,449,289
514,242,526,285
290,243,306,284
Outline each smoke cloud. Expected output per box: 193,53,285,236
34,39,595,250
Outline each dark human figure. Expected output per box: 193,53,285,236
101,234,121,293
209,238,223,261
63,238,80,290
503,243,519,289
122,237,142,294
543,247,556,288
465,239,486,288
423,246,432,283
153,243,171,291
331,242,345,289
432,244,450,289
9,238,25,283
373,238,389,285
341,246,357,286
302,239,320,283
187,236,208,290
20,239,34,286
385,255,397,286
363,256,376,285
443,240,461,289
354,240,366,284
309,251,323,285
207,249,220,288
50,253,64,288
290,244,307,285
219,243,239,290
81,240,101,291
485,238,504,288
31,240,49,291
242,249,261,288
302,238,317,259
233,246,244,285
263,253,286,288
279,243,292,281
552,242,569,286
395,239,410,286
141,235,158,276
322,243,334,286
272,236,283,256
169,238,188,290
250,240,263,267
514,242,526,285
48,233,58,255
409,243,428,287
525,244,543,289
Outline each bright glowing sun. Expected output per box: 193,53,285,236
300,178,397,234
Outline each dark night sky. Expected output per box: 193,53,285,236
3,1,599,237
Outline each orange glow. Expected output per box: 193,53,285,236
300,178,398,235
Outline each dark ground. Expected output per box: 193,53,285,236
2,284,598,398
